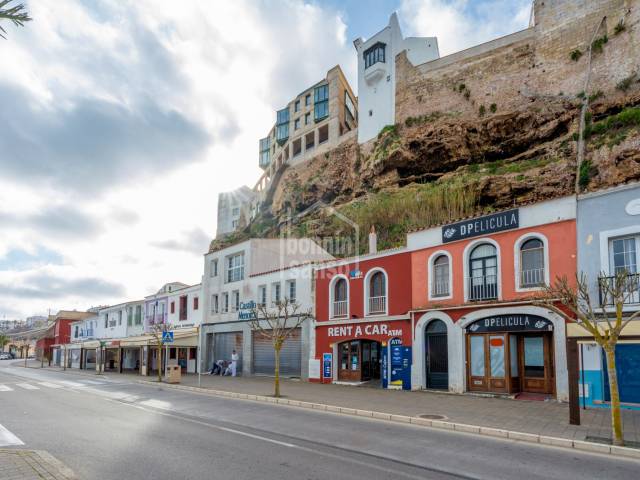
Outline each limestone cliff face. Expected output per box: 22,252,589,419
234,2,640,252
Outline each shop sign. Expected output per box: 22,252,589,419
108,340,121,347
349,269,363,279
322,353,332,379
442,209,519,243
238,301,257,320
466,314,553,333
327,323,402,338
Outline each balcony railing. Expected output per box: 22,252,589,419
520,268,545,288
332,300,348,318
468,275,498,301
599,273,640,306
368,295,387,315
432,280,450,297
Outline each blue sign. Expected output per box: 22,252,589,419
162,331,174,343
238,301,257,320
322,353,332,379
349,269,362,279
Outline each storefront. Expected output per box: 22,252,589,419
253,328,301,377
81,341,99,370
315,318,412,389
68,347,82,369
213,331,243,374
121,347,141,371
465,314,555,395
167,346,198,373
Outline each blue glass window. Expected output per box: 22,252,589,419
276,108,289,144
314,84,329,122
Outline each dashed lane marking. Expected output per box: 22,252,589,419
38,382,63,389
15,383,39,390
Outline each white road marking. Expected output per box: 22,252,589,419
217,426,297,448
38,382,63,389
0,423,24,447
58,380,85,387
0,384,13,392
16,383,39,390
111,399,297,448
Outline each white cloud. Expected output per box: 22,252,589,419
399,0,532,56
0,0,355,317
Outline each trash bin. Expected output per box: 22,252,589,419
166,364,181,384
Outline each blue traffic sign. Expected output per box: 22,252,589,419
162,331,174,343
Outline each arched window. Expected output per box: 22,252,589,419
367,270,387,315
332,278,348,318
469,244,498,301
432,255,450,297
520,238,545,287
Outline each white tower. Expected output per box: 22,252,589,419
354,13,439,144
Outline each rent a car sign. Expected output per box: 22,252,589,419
327,323,402,338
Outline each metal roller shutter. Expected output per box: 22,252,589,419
252,328,302,377
214,332,243,374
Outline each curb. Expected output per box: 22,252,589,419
133,379,640,460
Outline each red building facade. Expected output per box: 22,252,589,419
312,196,577,400
407,196,577,400
313,250,413,387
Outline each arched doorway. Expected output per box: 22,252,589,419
425,320,448,389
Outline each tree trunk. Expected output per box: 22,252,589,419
274,346,281,398
158,345,163,383
604,345,624,446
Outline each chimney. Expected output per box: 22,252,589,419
368,225,377,254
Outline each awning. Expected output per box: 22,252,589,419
118,327,199,347
567,320,640,338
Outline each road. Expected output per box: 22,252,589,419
0,360,638,480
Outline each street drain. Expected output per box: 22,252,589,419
418,414,447,420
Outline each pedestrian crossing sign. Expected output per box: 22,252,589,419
162,331,174,343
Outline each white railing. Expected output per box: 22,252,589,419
432,280,450,297
332,300,348,318
368,296,387,314
520,268,545,288
467,275,498,301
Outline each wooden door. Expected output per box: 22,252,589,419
488,334,508,393
467,335,487,391
521,335,552,393
338,341,361,382
508,334,521,394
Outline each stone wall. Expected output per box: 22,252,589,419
395,0,638,125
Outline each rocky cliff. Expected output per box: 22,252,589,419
211,2,640,254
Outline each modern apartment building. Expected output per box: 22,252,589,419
353,12,439,143
254,65,358,200
216,186,256,239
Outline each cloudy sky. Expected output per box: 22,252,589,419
0,0,531,319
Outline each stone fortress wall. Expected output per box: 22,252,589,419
395,0,638,125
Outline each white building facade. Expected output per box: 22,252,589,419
353,12,439,143
201,238,333,379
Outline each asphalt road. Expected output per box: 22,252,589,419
0,360,638,480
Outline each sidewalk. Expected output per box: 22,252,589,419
20,362,640,446
0,449,76,480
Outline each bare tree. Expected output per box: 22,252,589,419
149,322,171,383
541,272,640,447
0,0,31,39
250,298,311,398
